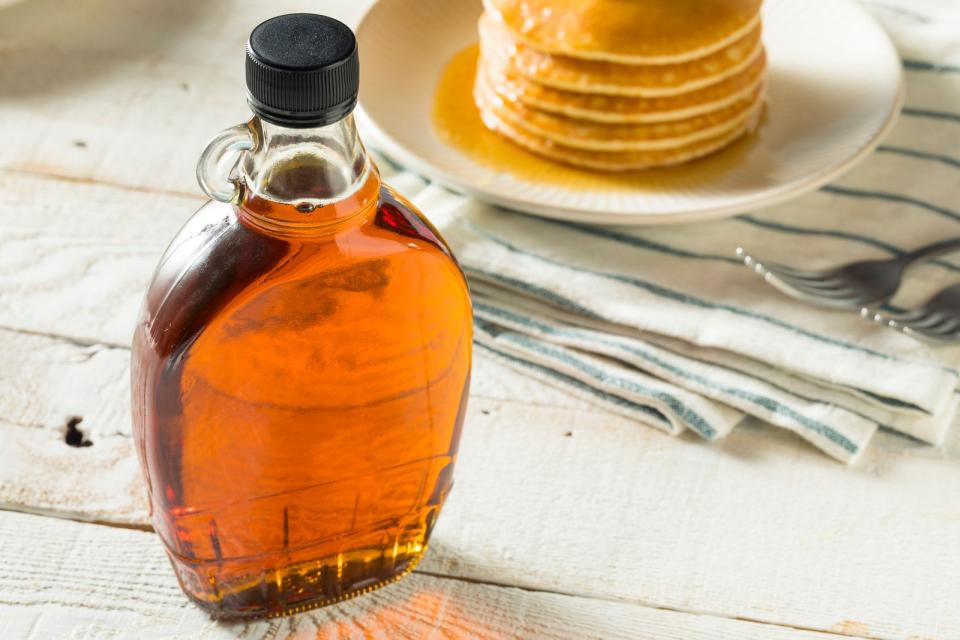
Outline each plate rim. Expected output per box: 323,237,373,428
355,0,906,226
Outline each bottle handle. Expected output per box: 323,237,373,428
196,123,256,203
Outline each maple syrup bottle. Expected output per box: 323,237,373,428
130,14,472,620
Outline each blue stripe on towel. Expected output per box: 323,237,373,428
876,145,960,170
739,216,905,255
903,107,960,124
544,220,742,265
478,318,718,438
820,185,960,223
476,301,859,453
465,225,954,376
474,340,670,425
903,59,960,74
472,270,604,320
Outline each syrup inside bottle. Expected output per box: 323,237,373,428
132,118,472,620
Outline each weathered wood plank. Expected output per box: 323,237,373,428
0,509,860,640
0,1,374,196
428,411,960,640
0,326,958,639
0,420,144,525
0,171,197,346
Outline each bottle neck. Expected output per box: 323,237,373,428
238,114,380,234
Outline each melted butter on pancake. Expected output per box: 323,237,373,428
485,0,763,64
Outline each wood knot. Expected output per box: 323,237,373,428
65,417,93,448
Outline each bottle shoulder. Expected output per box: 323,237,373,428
376,185,454,257
374,184,468,285
135,200,289,360
135,192,470,365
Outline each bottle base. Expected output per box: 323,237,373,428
169,543,427,621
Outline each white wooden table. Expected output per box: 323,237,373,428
1,1,958,638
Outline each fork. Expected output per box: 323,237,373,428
862,283,960,343
735,237,960,309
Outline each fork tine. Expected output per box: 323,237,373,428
765,275,865,301
754,265,844,286
932,325,960,341
870,310,950,331
736,248,825,280
763,275,864,308
903,312,953,330
762,265,834,282
765,271,849,291
742,255,851,290
903,314,960,334
933,317,960,334
738,246,901,311
862,308,900,328
903,324,960,343
754,262,833,282
864,299,960,343
871,306,928,323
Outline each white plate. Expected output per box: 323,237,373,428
356,0,903,225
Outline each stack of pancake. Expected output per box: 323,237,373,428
474,0,767,171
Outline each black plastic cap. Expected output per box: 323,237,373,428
246,14,360,128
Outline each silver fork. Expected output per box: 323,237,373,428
862,283,960,343
735,237,960,309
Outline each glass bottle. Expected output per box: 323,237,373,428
130,14,472,620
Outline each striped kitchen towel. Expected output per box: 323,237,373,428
372,0,960,463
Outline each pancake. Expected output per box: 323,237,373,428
476,68,765,151
479,12,764,97
463,0,769,171
477,96,763,171
482,49,768,123
484,0,763,64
